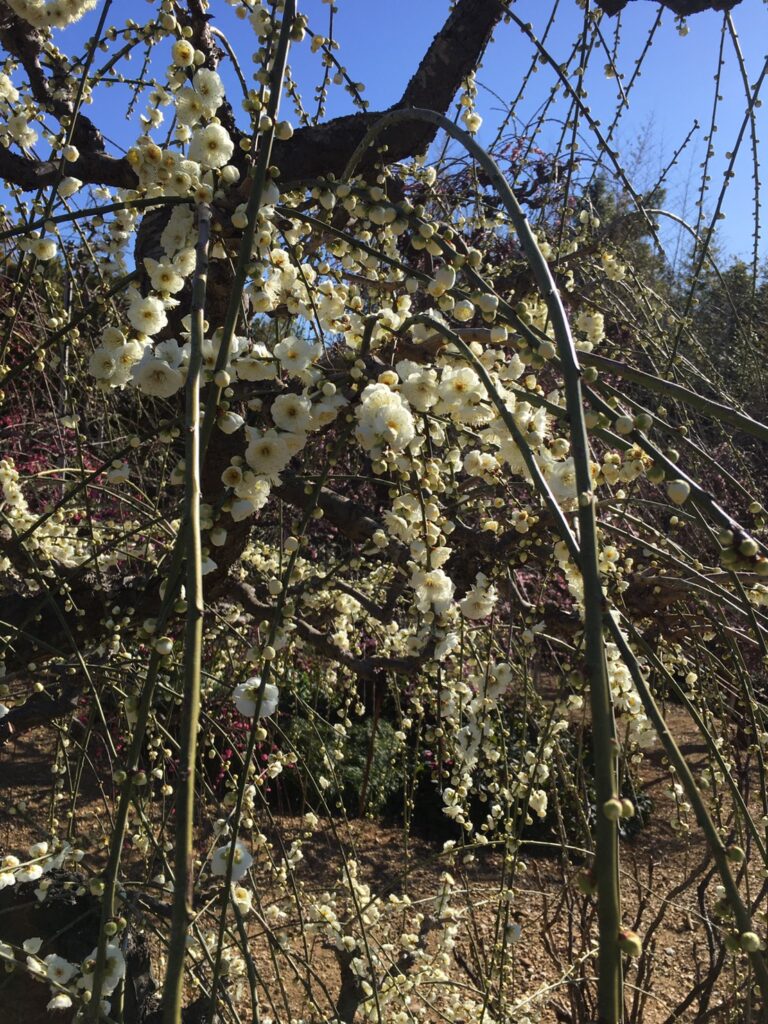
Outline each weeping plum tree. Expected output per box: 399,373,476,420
0,1,767,1022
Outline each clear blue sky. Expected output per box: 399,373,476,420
20,1,768,266
281,0,768,265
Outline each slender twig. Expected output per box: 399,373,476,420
162,202,211,1023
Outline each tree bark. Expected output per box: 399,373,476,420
595,0,741,15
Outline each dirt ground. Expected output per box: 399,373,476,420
0,705,761,1024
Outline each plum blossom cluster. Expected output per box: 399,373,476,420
4,0,97,28
4,5,765,1018
0,935,126,1014
0,459,93,569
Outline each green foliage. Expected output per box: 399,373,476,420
279,711,403,819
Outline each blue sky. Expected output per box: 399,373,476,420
283,0,768,265
18,1,768,266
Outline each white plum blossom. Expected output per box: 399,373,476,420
273,334,318,375
171,39,195,67
47,994,73,1011
529,789,548,819
188,123,234,168
233,342,277,381
132,354,185,398
245,429,292,479
29,237,57,261
397,360,440,412
355,383,415,453
57,176,82,198
271,392,313,434
211,841,253,882
144,258,185,294
89,347,117,381
410,567,455,615
45,953,77,984
80,943,125,996
15,864,43,882
5,0,98,28
8,112,37,149
0,73,19,103
232,677,279,718
232,884,253,914
161,206,195,257
175,89,205,126
127,293,168,336
193,68,225,116
217,411,245,435
460,573,497,620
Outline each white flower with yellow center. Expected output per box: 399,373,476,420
245,429,292,479
397,361,439,412
132,356,184,398
57,176,82,198
29,237,57,261
175,88,205,126
80,944,125,995
144,258,185,294
232,884,253,914
410,567,455,615
188,123,234,169
271,392,313,434
193,68,225,116
460,572,497,620
273,334,317,375
232,677,279,719
127,293,168,336
211,840,253,882
89,347,116,381
171,39,195,67
45,954,76,984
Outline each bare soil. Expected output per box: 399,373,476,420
0,705,760,1024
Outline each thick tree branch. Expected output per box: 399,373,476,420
0,1,121,162
0,0,743,195
269,0,505,185
0,144,136,190
229,579,417,680
0,0,504,194
595,0,741,15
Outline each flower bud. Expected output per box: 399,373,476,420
154,636,174,656
618,929,643,957
602,798,623,822
739,538,758,558
666,479,691,506
740,931,762,952
620,798,635,819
